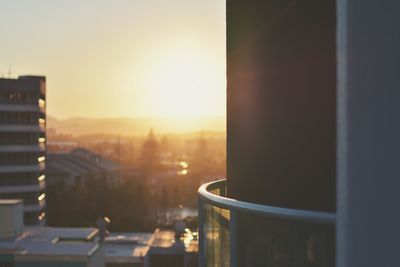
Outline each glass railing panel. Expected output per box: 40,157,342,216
237,213,334,267
203,202,230,267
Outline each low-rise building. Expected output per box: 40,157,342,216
103,229,198,267
0,200,198,267
145,229,198,267
103,232,152,267
0,200,104,267
46,148,123,187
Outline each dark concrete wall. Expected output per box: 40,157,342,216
227,0,336,211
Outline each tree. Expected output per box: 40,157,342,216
140,129,160,176
191,131,209,179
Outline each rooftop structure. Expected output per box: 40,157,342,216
103,232,152,266
0,200,104,266
0,199,23,240
145,229,198,267
103,228,199,267
0,226,104,266
0,200,198,267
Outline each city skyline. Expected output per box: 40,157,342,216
0,0,226,120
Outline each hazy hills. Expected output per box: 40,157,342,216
47,116,226,136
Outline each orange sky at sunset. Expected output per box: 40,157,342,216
0,0,226,120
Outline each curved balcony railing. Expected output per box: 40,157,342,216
198,179,335,267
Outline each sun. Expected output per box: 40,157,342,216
148,47,225,118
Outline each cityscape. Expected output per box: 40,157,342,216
1,1,399,267
0,1,225,266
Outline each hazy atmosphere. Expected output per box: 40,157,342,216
0,0,226,121
0,1,395,266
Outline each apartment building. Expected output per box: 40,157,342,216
0,76,46,225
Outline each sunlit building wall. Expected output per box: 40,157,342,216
0,76,46,225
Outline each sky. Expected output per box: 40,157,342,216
0,0,226,119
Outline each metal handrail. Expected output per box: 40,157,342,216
198,179,335,225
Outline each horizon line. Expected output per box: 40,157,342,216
49,114,227,121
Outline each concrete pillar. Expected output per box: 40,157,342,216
336,0,400,266
227,0,336,212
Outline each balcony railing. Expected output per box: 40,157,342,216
198,179,335,267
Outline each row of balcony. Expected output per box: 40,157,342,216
0,102,45,114
0,124,45,132
0,161,45,173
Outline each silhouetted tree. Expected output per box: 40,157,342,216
140,129,160,176
191,131,209,180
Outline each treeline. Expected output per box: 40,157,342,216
46,178,155,231
46,130,225,231
46,175,201,231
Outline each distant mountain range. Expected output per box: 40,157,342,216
47,115,226,136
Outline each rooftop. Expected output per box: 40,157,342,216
0,226,100,260
103,232,153,264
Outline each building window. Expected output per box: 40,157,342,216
0,92,37,105
0,152,44,166
0,172,41,186
0,132,40,145
0,112,39,125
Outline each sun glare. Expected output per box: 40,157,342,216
148,48,224,118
